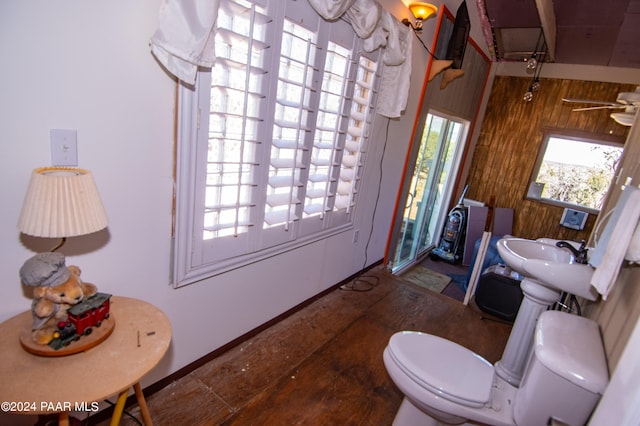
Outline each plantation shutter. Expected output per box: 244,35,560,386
263,20,317,227
258,6,322,249
173,0,383,285
196,0,272,265
334,55,379,216
304,41,350,220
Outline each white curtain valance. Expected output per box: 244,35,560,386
150,0,220,85
307,0,412,118
149,0,411,117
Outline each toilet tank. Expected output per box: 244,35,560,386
514,311,609,426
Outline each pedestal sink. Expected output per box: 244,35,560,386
494,237,597,387
498,238,598,300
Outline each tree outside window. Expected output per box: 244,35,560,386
527,130,624,214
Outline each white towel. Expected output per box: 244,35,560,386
627,222,640,263
590,186,640,300
376,20,412,118
150,0,220,85
378,10,405,66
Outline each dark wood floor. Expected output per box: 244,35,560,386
98,266,511,425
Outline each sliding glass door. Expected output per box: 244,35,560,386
391,112,467,273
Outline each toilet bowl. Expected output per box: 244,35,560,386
383,334,516,425
383,311,608,426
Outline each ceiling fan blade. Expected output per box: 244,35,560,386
571,105,628,112
562,97,619,106
617,91,640,105
610,111,636,127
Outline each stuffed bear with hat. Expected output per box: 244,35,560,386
20,252,97,345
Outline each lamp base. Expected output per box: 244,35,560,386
20,315,115,357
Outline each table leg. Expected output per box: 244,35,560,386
134,382,153,425
58,411,70,426
110,389,128,426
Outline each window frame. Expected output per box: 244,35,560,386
525,128,625,214
171,0,382,287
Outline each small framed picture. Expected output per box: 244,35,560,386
560,208,588,230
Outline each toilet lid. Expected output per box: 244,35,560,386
388,331,495,407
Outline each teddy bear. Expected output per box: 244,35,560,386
19,252,98,345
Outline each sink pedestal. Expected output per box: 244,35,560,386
494,237,597,386
494,278,561,387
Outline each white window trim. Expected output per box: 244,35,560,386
526,128,625,214
171,0,382,287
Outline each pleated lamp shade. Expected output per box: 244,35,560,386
18,167,108,238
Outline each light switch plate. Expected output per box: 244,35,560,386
50,129,78,166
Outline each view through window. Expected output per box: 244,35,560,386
528,130,624,213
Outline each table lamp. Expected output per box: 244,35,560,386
17,167,112,355
18,166,108,251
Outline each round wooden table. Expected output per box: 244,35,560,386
0,296,171,425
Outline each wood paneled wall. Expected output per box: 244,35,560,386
583,113,640,370
465,76,634,241
467,76,640,370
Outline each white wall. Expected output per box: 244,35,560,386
0,0,426,387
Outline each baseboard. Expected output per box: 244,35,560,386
87,260,382,423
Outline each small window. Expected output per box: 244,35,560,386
526,129,624,214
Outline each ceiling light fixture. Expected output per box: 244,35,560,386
526,30,544,71
523,36,546,102
531,79,540,92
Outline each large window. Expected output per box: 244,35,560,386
172,0,382,286
526,129,624,214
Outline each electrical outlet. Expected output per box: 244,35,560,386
353,229,359,243
50,129,78,166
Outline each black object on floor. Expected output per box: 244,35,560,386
475,265,523,322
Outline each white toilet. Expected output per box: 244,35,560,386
383,311,608,426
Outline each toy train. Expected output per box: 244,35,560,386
49,292,112,350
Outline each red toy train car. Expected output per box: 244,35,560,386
49,292,112,350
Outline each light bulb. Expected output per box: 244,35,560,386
523,91,534,102
527,57,538,70
531,81,540,92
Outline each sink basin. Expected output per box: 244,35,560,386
496,238,598,301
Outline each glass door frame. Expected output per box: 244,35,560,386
382,3,491,276
388,110,468,274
